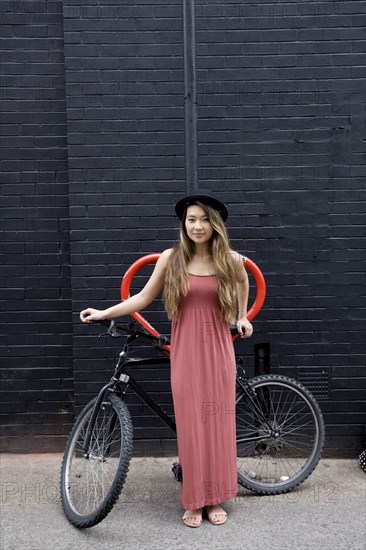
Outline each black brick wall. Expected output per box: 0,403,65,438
1,0,365,456
63,0,185,455
194,0,366,456
1,0,74,451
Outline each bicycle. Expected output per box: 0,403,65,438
60,318,325,528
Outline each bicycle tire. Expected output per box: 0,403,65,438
60,393,133,528
236,374,325,495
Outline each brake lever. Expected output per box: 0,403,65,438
153,334,170,348
98,320,121,338
108,320,122,338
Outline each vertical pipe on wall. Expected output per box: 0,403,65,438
182,0,198,193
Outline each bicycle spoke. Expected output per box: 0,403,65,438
61,395,133,527
236,375,324,493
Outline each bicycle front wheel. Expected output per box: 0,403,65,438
60,393,133,528
236,374,325,494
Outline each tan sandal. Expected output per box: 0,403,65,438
182,508,202,528
206,504,227,525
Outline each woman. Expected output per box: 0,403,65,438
80,189,253,527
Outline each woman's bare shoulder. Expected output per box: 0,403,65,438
160,248,174,259
229,249,243,263
157,248,175,267
161,247,174,256
229,249,247,278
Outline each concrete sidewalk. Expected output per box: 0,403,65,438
1,454,365,550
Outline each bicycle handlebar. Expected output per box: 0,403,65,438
97,319,171,346
120,253,265,345
97,319,240,345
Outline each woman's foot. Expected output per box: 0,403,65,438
182,508,202,528
206,504,227,525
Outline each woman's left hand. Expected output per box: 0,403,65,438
236,317,253,339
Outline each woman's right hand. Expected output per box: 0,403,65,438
80,308,105,323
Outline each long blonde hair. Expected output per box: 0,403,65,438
163,202,237,323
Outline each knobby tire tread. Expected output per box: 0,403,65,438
60,394,133,528
236,374,325,495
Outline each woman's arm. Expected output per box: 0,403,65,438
230,250,253,338
80,248,172,323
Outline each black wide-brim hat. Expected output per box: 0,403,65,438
175,188,228,222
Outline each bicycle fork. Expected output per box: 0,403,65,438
83,346,131,457
82,383,113,457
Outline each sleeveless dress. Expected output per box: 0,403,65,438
170,274,238,509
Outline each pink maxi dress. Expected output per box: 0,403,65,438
170,274,238,509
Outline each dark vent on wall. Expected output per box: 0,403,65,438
297,369,330,400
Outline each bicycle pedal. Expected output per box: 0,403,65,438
172,462,182,482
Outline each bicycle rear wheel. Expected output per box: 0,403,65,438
236,374,325,494
60,393,133,527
